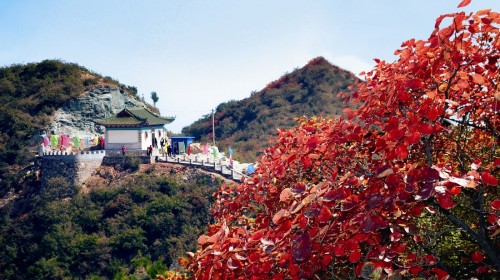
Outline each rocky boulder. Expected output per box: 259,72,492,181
49,85,146,137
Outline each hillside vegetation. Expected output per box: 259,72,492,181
0,60,142,194
182,57,359,161
0,164,221,279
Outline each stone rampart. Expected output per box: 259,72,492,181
39,150,106,187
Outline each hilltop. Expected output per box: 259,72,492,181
182,57,360,161
0,60,155,194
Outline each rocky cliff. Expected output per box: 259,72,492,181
49,85,146,137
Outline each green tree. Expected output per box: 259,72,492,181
151,91,159,107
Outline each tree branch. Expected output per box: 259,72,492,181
443,117,500,140
428,198,500,271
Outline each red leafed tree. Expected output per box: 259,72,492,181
175,8,499,280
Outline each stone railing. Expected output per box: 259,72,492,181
157,155,245,182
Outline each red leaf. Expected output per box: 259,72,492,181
361,215,386,233
290,183,306,194
406,131,421,144
304,203,320,218
323,188,347,202
428,36,438,47
291,231,312,262
322,254,333,267
303,126,315,133
389,127,405,140
431,267,449,279
395,144,409,159
349,250,361,263
406,78,423,89
334,243,345,256
197,235,209,245
316,205,333,223
426,106,440,121
437,193,456,210
306,136,319,149
345,239,359,251
449,186,462,196
278,252,292,268
492,200,500,210
262,261,273,273
424,254,437,265
457,79,469,89
343,108,355,120
481,172,498,186
418,123,434,135
417,182,434,200
457,0,471,8
301,156,313,168
279,188,293,202
341,196,358,211
410,266,423,274
410,203,426,216
229,202,239,212
298,215,308,229
472,73,485,84
272,209,288,224
487,214,498,224
249,252,260,263
481,17,492,25
227,257,241,270
471,252,485,263
277,220,292,232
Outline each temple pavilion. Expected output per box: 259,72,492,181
94,107,175,150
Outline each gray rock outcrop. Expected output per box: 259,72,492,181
49,85,146,137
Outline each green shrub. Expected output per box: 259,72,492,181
83,78,98,86
124,156,141,172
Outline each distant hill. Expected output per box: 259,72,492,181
182,57,360,161
0,60,151,194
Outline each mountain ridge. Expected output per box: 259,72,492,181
182,56,360,161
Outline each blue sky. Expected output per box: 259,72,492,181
1,0,499,132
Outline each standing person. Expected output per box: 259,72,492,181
121,145,126,156
147,145,153,156
167,144,172,157
99,136,105,150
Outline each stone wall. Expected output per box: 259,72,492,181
39,151,106,187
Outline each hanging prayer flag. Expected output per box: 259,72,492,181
74,136,79,148
212,146,218,160
61,135,70,147
247,164,255,175
51,135,58,147
229,147,233,157
204,143,209,155
43,135,50,147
